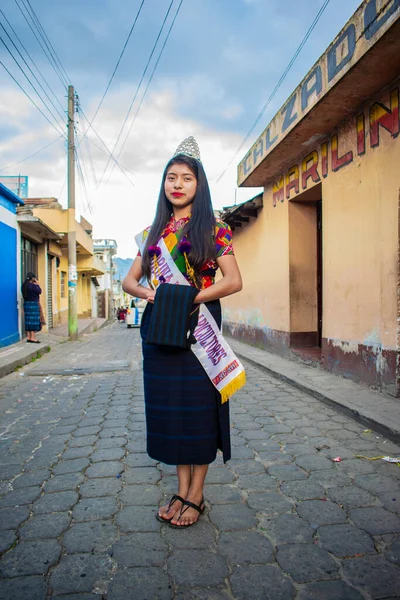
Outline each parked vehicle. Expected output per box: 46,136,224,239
126,298,146,328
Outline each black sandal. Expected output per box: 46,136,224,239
169,498,205,528
155,494,185,523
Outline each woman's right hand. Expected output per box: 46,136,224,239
145,289,156,304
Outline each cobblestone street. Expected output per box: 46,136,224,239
0,322,400,599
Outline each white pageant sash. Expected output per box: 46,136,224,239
135,230,246,403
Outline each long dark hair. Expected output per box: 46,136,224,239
21,272,36,300
141,155,216,286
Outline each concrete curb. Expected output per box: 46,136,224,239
234,350,400,446
0,345,51,379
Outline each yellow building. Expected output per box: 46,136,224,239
18,199,105,329
223,0,400,395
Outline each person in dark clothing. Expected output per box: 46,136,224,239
21,272,42,343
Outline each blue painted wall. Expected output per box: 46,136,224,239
0,221,19,347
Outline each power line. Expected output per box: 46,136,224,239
106,0,184,182
98,0,176,186
215,0,332,184
77,105,136,187
0,134,64,172
22,0,70,85
0,59,66,136
0,21,66,124
15,0,67,90
83,0,146,136
0,8,65,113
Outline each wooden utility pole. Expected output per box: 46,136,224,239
67,85,78,340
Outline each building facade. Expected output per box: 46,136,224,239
18,199,105,330
223,0,400,396
93,239,118,319
0,183,23,347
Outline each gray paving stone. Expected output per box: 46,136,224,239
90,447,125,462
112,533,167,567
0,506,30,530
79,477,122,498
338,459,375,476
62,446,94,460
168,549,228,586
73,425,101,437
0,486,41,508
228,445,255,459
96,437,128,450
268,464,307,481
247,491,293,514
163,518,217,550
262,424,293,435
85,461,124,478
295,454,333,471
297,580,365,600
218,530,274,564
19,512,71,540
0,530,16,553
119,484,162,505
297,500,347,526
228,459,265,475
12,469,50,489
239,429,269,440
0,539,61,577
350,506,400,535
230,564,295,600
124,453,156,467
308,470,352,489
72,496,119,522
246,440,282,452
48,595,99,600
281,480,326,501
49,553,114,595
342,554,400,599
0,576,47,600
237,473,278,491
116,505,161,532
107,568,172,600
33,490,78,513
260,513,314,544
99,427,128,438
44,472,85,492
328,485,376,508
204,468,236,484
385,535,400,564
204,484,243,505
209,504,256,530
68,435,98,448
173,589,230,600
53,458,90,475
257,451,292,465
317,523,376,556
378,490,400,514
63,520,118,553
0,463,24,480
355,473,400,494
277,543,339,583
123,467,160,485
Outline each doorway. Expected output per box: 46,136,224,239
289,185,323,360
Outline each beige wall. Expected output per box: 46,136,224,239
223,188,290,335
323,128,399,350
225,78,400,391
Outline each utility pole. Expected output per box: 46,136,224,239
67,85,78,340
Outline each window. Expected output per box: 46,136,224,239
61,271,66,298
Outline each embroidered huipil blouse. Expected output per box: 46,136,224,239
139,216,234,289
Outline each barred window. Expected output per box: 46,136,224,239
61,271,66,298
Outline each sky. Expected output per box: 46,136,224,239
0,0,362,258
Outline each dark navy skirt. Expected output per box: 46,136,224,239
24,301,41,332
141,299,231,465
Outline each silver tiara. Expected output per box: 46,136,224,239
173,136,201,162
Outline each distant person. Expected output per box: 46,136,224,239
21,272,42,343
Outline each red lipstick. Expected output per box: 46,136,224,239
172,192,184,197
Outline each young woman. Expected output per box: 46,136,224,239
123,137,243,527
21,272,42,343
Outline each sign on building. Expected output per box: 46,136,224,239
0,176,29,198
